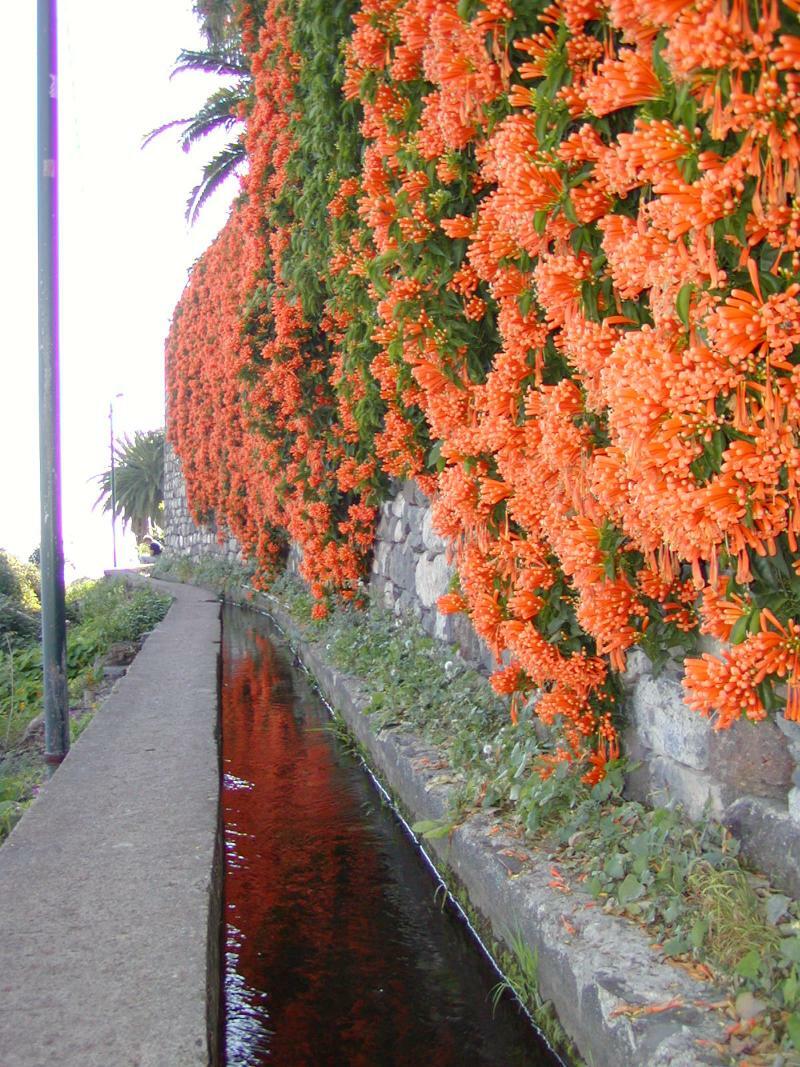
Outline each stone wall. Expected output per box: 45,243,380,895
163,454,800,893
369,480,800,894
369,480,497,672
162,442,242,565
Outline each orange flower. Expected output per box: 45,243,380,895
583,49,662,117
437,592,467,615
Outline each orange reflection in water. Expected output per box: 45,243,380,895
221,611,555,1067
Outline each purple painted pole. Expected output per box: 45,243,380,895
38,0,69,767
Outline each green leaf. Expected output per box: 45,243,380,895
766,893,791,925
617,873,644,904
586,875,603,897
411,818,455,840
730,615,749,645
787,1012,800,1049
780,937,800,964
411,819,441,834
676,283,693,328
423,823,456,840
662,935,689,956
784,967,799,1007
689,918,707,949
735,948,762,979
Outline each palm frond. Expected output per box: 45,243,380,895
185,141,247,224
171,46,249,79
175,85,249,151
142,116,196,149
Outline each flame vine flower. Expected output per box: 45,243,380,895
168,0,800,780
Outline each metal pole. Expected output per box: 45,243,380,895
110,402,117,568
38,0,69,767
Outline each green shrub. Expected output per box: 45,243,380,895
0,551,40,612
0,595,40,645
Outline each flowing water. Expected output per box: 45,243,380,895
221,606,561,1067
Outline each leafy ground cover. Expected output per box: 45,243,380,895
0,566,171,844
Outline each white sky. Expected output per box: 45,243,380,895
3,1,237,578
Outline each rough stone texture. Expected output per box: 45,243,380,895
415,552,452,609
246,591,730,1067
163,441,242,566
709,718,794,801
648,755,724,821
368,480,496,674
723,796,800,898
0,576,222,1067
627,668,710,771
622,652,800,889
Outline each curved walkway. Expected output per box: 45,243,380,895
0,577,221,1067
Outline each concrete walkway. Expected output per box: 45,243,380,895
0,578,221,1067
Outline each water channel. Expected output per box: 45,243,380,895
221,606,561,1066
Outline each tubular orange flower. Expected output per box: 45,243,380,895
437,592,467,615
583,49,662,117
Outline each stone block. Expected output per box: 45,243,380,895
375,507,393,541
620,726,653,804
421,509,447,554
622,648,652,691
392,519,405,543
775,715,800,764
433,612,455,643
449,613,485,667
479,643,498,674
373,540,390,576
649,757,722,821
709,717,793,799
407,524,424,552
629,673,710,770
401,479,428,506
391,493,406,519
406,505,424,535
724,796,800,898
388,545,417,591
415,552,453,609
790,788,800,825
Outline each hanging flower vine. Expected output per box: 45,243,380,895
167,0,800,780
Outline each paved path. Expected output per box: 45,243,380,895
0,578,221,1067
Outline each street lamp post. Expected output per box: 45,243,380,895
38,0,69,768
109,393,123,568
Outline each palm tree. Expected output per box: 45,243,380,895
94,430,165,543
143,45,252,223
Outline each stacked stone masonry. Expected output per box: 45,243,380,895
164,452,800,894
370,484,800,894
369,480,497,673
163,442,242,565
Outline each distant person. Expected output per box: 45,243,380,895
142,536,163,557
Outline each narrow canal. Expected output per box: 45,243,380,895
221,606,561,1066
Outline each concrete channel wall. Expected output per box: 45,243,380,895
0,578,222,1067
